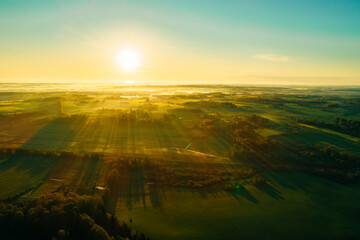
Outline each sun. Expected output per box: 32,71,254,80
116,49,141,72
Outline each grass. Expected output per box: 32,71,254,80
0,155,57,199
299,123,360,142
255,128,284,137
117,172,360,240
275,124,360,155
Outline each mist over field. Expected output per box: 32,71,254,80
1,83,360,239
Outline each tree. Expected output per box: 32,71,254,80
57,229,67,240
90,224,111,240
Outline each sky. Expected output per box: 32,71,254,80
0,0,359,85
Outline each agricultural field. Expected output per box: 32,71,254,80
1,83,360,239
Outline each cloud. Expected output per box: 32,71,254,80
253,54,290,62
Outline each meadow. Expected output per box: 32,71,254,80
1,83,360,239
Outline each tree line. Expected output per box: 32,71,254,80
0,193,148,240
0,148,103,161
294,144,360,184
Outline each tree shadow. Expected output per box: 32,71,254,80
264,171,315,192
145,160,165,210
21,116,85,150
148,183,164,210
105,160,152,213
126,166,147,209
256,184,284,200
231,185,258,204
0,154,57,175
197,184,224,199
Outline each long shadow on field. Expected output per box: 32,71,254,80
126,166,147,209
256,184,284,200
80,159,103,186
264,172,314,191
4,116,88,198
0,154,57,177
21,117,86,150
232,185,258,203
0,153,58,199
198,184,224,199
148,182,164,209
58,157,103,195
145,160,165,210
106,160,153,213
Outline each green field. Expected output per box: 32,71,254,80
121,172,360,240
1,84,360,239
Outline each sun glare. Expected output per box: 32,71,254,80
124,80,135,84
117,49,141,72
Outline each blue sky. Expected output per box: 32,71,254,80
0,0,359,84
